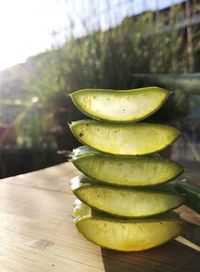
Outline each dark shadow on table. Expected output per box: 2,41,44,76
101,226,200,272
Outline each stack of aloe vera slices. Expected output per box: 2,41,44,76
69,87,184,252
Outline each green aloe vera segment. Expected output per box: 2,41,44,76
70,87,170,122
71,146,183,186
71,176,184,217
73,201,183,252
69,120,180,155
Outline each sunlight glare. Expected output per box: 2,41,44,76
0,0,66,71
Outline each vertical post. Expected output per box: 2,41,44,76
155,0,159,25
186,0,194,72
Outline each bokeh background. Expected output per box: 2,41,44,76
0,0,200,178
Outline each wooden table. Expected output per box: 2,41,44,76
0,162,199,272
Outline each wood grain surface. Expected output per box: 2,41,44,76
0,162,199,272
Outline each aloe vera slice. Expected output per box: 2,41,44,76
71,146,183,186
70,87,170,122
73,201,183,252
71,176,184,217
69,120,180,155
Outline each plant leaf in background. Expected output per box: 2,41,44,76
172,179,200,215
132,73,200,96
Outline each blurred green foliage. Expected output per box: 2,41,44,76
22,10,192,95
1,9,200,149
15,109,55,148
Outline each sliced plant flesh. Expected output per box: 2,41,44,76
71,146,183,186
73,201,183,252
69,120,180,155
70,87,170,122
71,176,184,217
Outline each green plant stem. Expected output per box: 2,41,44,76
172,180,200,214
